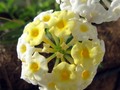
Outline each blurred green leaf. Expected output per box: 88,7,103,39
0,29,23,44
0,2,7,12
0,19,25,31
7,0,14,8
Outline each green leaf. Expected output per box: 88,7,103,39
0,20,25,31
7,0,14,9
0,29,23,44
0,2,7,12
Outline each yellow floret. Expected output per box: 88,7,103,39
25,22,45,46
80,23,88,32
49,10,75,37
42,15,51,22
56,19,67,29
71,40,105,68
29,61,40,73
80,48,90,58
81,70,90,80
20,44,26,53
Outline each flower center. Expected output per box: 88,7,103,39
61,70,70,81
80,23,88,32
81,48,89,58
29,62,40,73
43,15,50,22
82,70,90,80
56,19,66,29
20,44,26,53
30,28,39,37
48,82,55,88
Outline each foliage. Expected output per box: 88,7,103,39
0,0,59,44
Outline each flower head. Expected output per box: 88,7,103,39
52,62,79,90
49,10,76,37
76,65,97,90
71,40,105,68
72,20,98,41
34,10,54,27
17,10,106,90
24,21,45,46
38,73,57,90
21,52,48,85
17,34,35,61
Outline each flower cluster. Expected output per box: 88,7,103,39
17,10,105,90
56,0,120,24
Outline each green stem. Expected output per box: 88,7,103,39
66,50,71,54
60,57,65,62
0,17,24,25
47,48,55,53
54,58,60,67
60,37,64,44
47,54,56,63
67,38,76,47
43,36,56,48
51,33,59,45
35,48,42,52
65,55,74,64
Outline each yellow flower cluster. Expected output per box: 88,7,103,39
17,10,105,90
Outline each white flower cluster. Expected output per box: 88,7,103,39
16,0,120,90
17,10,105,90
56,0,120,24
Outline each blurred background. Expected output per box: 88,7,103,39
0,0,120,90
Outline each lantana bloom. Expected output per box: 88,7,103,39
71,20,98,41
21,52,48,85
24,20,45,46
17,10,106,90
17,34,35,61
71,40,105,68
75,65,97,90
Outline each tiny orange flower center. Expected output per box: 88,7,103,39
80,23,88,32
56,19,66,29
48,82,55,88
30,62,40,73
82,70,90,80
20,44,26,53
81,48,89,58
43,15,50,22
61,70,70,81
30,28,39,37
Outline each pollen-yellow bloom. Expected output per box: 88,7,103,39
49,10,76,37
71,40,105,68
21,52,48,85
34,10,55,27
38,73,57,90
17,34,35,61
52,62,79,90
76,65,97,90
72,20,98,41
24,21,45,46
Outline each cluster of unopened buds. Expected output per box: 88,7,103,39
17,0,120,90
